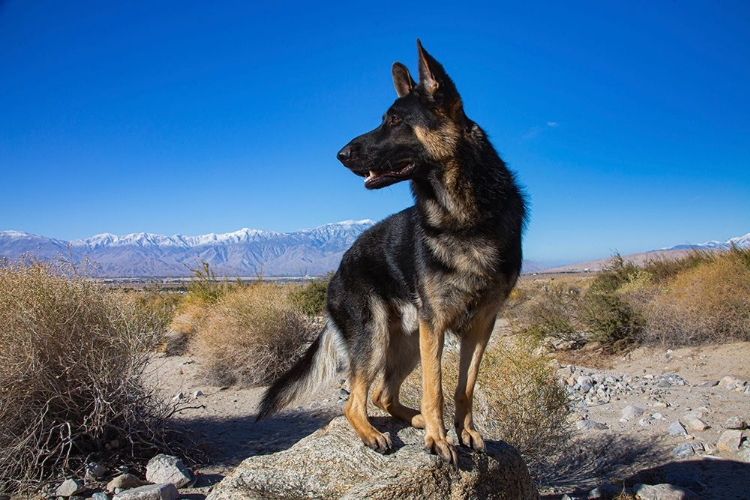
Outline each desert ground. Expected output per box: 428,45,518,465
145,322,750,499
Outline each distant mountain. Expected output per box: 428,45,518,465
664,232,750,251
541,231,750,274
0,221,375,278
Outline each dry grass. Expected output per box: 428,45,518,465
192,283,316,386
510,248,750,350
0,261,172,492
643,249,750,346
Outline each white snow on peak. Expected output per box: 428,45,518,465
0,230,34,239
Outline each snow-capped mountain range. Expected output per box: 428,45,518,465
664,233,750,251
0,220,375,278
2,225,747,278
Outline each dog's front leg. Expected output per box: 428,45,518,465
419,319,458,464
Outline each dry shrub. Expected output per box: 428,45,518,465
473,337,570,463
506,281,584,341
192,283,315,386
400,336,570,466
644,250,750,345
0,261,172,492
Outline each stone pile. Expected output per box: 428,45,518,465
44,455,194,500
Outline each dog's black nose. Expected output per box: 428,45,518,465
337,146,351,163
337,143,359,165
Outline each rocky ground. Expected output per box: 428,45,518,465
36,339,750,499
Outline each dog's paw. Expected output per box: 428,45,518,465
459,427,486,453
362,431,392,454
423,434,458,465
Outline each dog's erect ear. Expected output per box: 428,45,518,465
392,62,415,98
416,39,463,117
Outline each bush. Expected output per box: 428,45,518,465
400,337,570,466
192,283,315,386
581,291,645,352
0,261,172,491
290,277,329,318
644,248,750,345
506,281,583,341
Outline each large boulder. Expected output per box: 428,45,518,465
207,416,539,500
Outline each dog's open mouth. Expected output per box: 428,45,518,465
358,161,416,189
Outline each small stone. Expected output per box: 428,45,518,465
146,454,193,489
683,415,710,431
92,493,109,500
673,443,695,459
107,474,145,493
55,478,85,497
724,416,746,430
668,420,688,436
634,483,699,500
587,484,625,499
639,417,653,426
171,392,184,402
697,380,718,387
85,462,108,480
716,429,743,451
576,419,608,431
193,390,203,398
621,405,644,421
112,484,179,500
653,412,664,420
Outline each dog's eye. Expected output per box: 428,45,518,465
389,115,402,126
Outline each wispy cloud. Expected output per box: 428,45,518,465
522,121,560,140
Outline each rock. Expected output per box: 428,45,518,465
672,443,695,459
716,429,743,451
193,390,203,398
621,405,644,421
55,478,85,497
587,483,625,499
576,420,609,431
738,448,750,462
206,416,539,500
112,484,179,500
633,483,699,500
668,421,687,436
107,474,145,493
91,493,109,500
683,414,709,431
146,454,193,489
697,380,718,388
85,462,108,480
724,416,746,430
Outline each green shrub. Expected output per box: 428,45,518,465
582,290,644,352
290,277,329,317
0,261,172,491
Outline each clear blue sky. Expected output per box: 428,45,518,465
1,1,748,264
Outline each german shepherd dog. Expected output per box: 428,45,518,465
258,40,526,464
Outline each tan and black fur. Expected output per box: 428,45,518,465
257,40,527,464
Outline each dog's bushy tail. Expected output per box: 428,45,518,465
256,323,342,421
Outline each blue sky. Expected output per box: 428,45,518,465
1,1,748,264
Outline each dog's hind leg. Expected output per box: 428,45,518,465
453,310,496,452
372,330,424,428
345,369,392,452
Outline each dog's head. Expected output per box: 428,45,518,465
337,40,466,189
